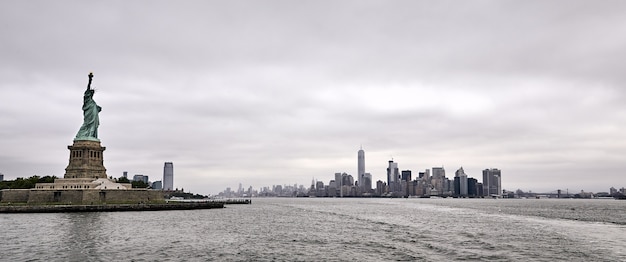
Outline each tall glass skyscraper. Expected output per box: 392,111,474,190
357,147,365,189
163,162,174,191
482,168,501,196
387,160,399,193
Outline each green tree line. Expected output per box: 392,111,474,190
0,175,57,190
116,176,149,189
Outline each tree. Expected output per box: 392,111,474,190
118,176,130,183
0,175,56,189
38,175,57,183
131,180,149,188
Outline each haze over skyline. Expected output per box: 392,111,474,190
2,1,625,195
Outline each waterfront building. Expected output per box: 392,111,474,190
315,181,325,197
454,167,468,197
431,167,446,195
0,173,3,181
401,170,412,182
163,162,174,191
152,180,162,190
401,170,412,197
362,173,372,193
386,160,400,194
328,180,338,197
358,147,365,190
316,181,324,190
483,168,502,196
467,177,477,197
441,177,454,196
375,180,385,196
341,173,354,187
122,171,128,178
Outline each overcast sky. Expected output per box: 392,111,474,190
1,1,625,195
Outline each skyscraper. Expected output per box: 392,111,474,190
482,168,501,196
363,173,372,192
454,167,468,197
163,162,174,191
431,167,446,195
386,160,399,193
357,146,365,190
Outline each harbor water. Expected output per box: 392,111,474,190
1,198,625,261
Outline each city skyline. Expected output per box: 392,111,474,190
2,1,626,195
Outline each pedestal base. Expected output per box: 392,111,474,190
64,140,107,179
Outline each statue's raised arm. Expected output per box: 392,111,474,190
87,72,93,90
75,72,101,141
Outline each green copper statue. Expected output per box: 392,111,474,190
75,72,101,141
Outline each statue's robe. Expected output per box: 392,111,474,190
75,89,101,140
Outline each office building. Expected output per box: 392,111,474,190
133,174,149,184
431,167,446,195
335,173,342,188
387,160,400,193
341,173,354,187
375,180,386,196
163,162,174,191
454,167,468,197
357,147,365,190
401,170,412,182
482,168,502,196
362,173,372,192
467,178,478,197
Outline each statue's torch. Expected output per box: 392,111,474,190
87,72,94,90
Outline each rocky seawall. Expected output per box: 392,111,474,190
0,201,225,213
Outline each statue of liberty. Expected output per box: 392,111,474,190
75,72,101,141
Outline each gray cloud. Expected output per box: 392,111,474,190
1,1,625,194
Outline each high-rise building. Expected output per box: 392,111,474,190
163,162,174,191
401,170,412,197
387,160,400,193
467,178,478,197
375,180,385,196
362,173,372,192
122,171,128,178
334,172,343,197
357,147,365,190
401,170,412,182
0,173,4,181
341,173,354,187
454,167,468,197
482,168,502,196
431,167,446,194
334,173,342,187
476,182,484,198
133,174,149,184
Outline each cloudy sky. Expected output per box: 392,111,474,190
1,1,625,195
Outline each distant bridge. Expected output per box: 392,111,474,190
526,189,573,198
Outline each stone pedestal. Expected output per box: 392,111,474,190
65,140,107,179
